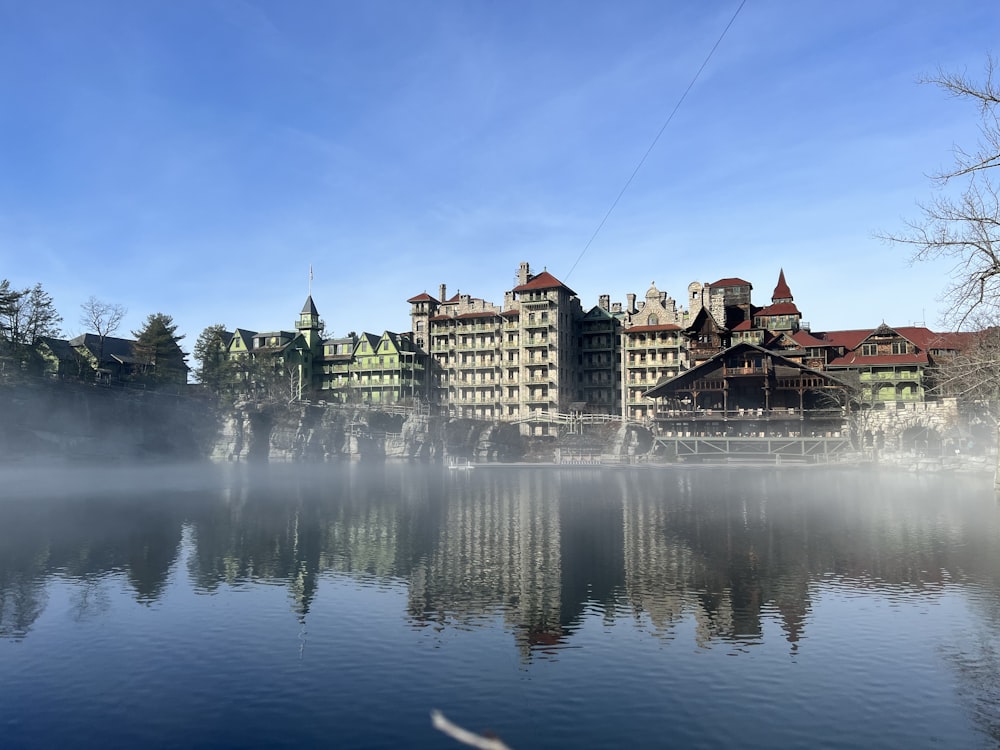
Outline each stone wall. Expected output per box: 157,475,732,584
861,398,962,452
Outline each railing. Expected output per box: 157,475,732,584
652,407,845,420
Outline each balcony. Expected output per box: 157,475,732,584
651,407,845,421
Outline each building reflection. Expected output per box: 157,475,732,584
1,464,998,658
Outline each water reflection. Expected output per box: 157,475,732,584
2,464,999,660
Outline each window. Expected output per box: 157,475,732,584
861,343,877,356
891,341,908,355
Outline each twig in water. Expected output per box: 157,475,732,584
430,710,512,750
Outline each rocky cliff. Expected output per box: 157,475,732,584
0,380,661,465
210,404,528,463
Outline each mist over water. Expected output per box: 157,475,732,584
1,464,999,748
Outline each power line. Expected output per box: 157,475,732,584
564,0,748,282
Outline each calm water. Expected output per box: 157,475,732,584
1,463,999,749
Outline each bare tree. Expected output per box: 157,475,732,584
931,324,1000,489
878,55,1000,328
79,296,126,370
880,56,1000,485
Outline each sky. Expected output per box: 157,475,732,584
1,1,998,353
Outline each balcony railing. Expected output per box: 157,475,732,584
651,407,845,420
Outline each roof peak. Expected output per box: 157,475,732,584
772,269,793,302
301,295,319,316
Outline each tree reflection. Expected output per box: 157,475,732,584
2,464,999,667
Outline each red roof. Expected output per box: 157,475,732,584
828,352,930,367
407,292,439,304
500,309,519,317
626,324,682,333
772,269,792,302
456,310,499,319
511,271,576,296
821,329,871,350
731,320,753,331
790,330,830,347
926,331,974,351
755,301,801,317
710,277,752,288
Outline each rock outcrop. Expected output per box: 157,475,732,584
209,405,526,463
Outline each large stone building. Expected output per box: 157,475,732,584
408,263,584,433
220,267,967,436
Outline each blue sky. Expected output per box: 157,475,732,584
1,1,997,350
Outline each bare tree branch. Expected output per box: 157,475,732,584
921,54,1000,182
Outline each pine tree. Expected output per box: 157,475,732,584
132,313,188,387
193,324,231,393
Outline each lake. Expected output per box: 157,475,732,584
1,463,999,749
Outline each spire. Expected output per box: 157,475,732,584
772,269,793,303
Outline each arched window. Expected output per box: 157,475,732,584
647,314,658,326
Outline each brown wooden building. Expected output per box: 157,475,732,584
642,342,850,439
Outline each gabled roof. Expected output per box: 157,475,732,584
69,334,140,364
768,331,803,350
378,331,402,353
511,270,576,296
407,291,440,304
231,328,258,344
642,342,849,399
583,305,616,320
710,277,752,288
354,332,381,353
819,329,871,351
684,305,727,333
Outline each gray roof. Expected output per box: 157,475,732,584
69,333,140,364
301,296,319,316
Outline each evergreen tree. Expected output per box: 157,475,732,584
0,280,62,370
23,283,62,344
0,279,25,346
132,313,188,387
193,324,231,393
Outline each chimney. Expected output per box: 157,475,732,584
599,294,610,311
517,262,531,286
439,284,447,302
627,293,637,313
